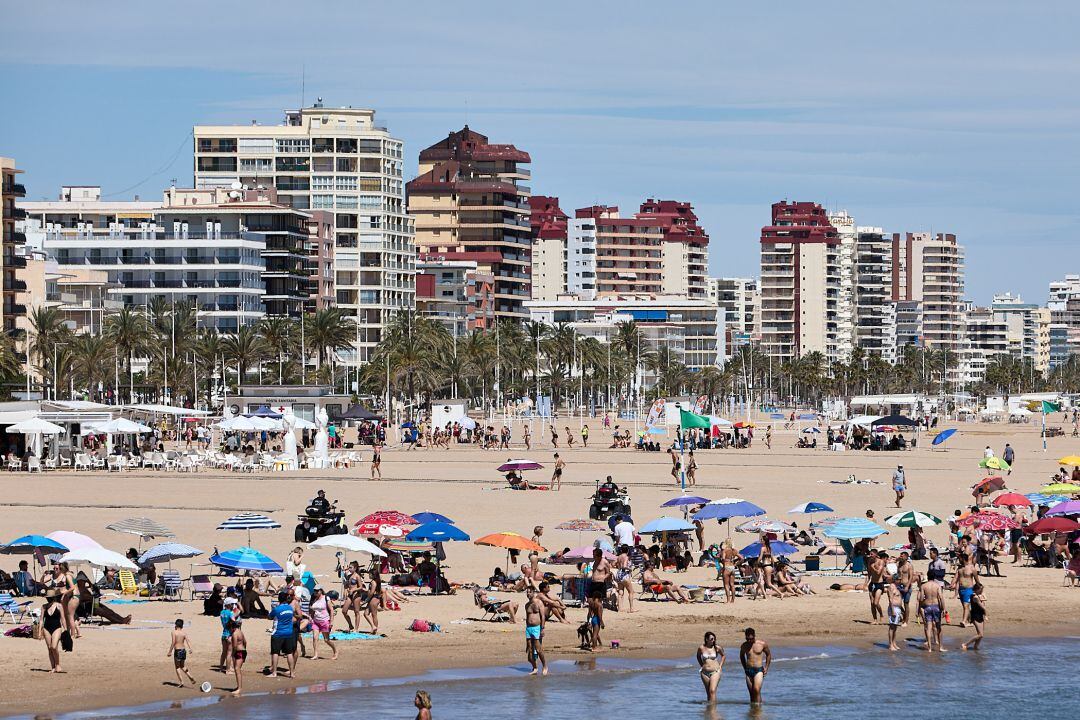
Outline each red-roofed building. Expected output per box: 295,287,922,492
408,126,532,319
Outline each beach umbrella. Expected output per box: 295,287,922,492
1056,455,1080,467
8,417,65,434
972,477,1007,496
412,512,455,525
61,547,138,571
209,546,283,573
406,521,470,543
1026,516,1080,534
291,417,317,430
872,414,918,427
216,416,258,432
980,456,1010,471
739,541,799,558
354,523,405,538
496,459,544,472
106,517,175,541
958,511,1017,531
356,510,418,526
474,532,545,552
1025,493,1069,507
661,495,710,508
47,531,102,551
991,493,1032,508
217,512,281,545
884,510,942,528
1,534,68,554
91,418,154,434
137,542,204,567
693,498,766,522
821,517,888,539
932,429,957,446
789,501,834,514
308,534,387,557
384,539,434,554
1041,483,1080,494
555,519,606,532
1046,500,1080,516
640,516,696,534
247,416,281,431
801,426,821,433
736,518,796,534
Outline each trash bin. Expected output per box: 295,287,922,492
804,555,820,571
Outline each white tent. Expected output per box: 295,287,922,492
216,416,258,432
88,418,153,434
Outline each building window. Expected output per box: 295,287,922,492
276,157,310,172
237,138,274,154
359,178,381,192
358,194,381,209
239,158,273,173
336,177,358,191
312,175,334,190
276,138,310,153
336,158,357,173
336,195,358,209
197,157,236,172
312,138,334,153
312,194,334,209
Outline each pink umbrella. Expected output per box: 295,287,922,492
497,459,545,472
356,510,417,526
958,511,1018,532
1047,500,1080,516
47,531,103,551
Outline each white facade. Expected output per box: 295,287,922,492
828,210,856,362
853,227,896,363
566,218,597,300
529,236,565,302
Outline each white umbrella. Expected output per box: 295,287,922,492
60,547,138,571
47,531,103,551
308,534,387,557
216,416,258,432
91,418,154,434
7,418,64,434
292,417,317,430
248,416,281,431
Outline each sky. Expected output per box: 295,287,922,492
3,1,1079,305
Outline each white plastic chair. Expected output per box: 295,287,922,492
26,456,41,473
74,453,92,471
107,455,124,472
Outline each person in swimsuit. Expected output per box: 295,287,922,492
586,547,611,650
41,589,66,673
363,574,383,635
219,597,238,672
739,627,771,705
961,582,987,651
565,426,574,448
955,553,979,627
895,552,916,625
917,576,946,652
167,619,196,686
669,447,680,483
893,465,906,507
524,586,548,675
370,443,382,479
613,546,636,613
581,424,589,447
884,581,903,651
230,619,247,696
550,427,559,448
721,542,739,603
866,551,887,623
551,453,565,491
697,631,725,703
55,562,79,639
309,587,338,660
414,690,433,720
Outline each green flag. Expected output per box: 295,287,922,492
679,409,711,429
1041,401,1060,414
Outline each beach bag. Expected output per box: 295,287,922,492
60,630,73,652
32,621,43,640
4,625,33,639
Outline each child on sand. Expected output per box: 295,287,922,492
230,618,247,696
168,619,196,686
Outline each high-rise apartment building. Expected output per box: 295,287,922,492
990,293,1050,372
576,200,709,300
758,201,842,362
529,196,568,302
710,277,758,358
408,127,532,320
415,257,495,336
828,210,856,362
962,305,1010,384
1047,274,1080,367
2,157,28,337
891,232,965,355
853,226,896,362
194,104,413,362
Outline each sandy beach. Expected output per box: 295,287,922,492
1,418,1076,717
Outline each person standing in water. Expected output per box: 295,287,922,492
414,690,433,719
884,581,903,651
697,631,725,703
961,582,987,651
524,585,548,675
739,627,771,705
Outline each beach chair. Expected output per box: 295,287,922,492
473,591,511,622
106,455,124,472
159,569,183,600
73,452,92,471
0,592,32,624
176,455,195,473
6,457,22,472
59,450,73,468
26,456,41,473
118,570,139,596
189,574,214,601
90,454,106,470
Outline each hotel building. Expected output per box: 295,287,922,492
2,157,28,337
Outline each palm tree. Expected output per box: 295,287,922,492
373,311,451,408
223,325,268,386
28,305,72,395
258,316,294,384
104,306,150,403
69,334,114,401
0,333,22,399
304,308,355,376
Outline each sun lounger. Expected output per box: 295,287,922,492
473,591,511,622
188,574,214,601
118,570,139,595
0,592,32,624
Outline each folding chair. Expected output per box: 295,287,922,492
118,570,139,595
0,592,32,624
160,569,183,600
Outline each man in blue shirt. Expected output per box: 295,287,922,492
268,592,297,678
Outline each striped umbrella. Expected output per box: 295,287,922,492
1026,493,1069,507
821,517,888,539
736,518,796,534
217,513,281,545
209,546,283,573
106,517,176,542
137,542,204,567
884,511,942,528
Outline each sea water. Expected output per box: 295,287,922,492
33,636,1080,720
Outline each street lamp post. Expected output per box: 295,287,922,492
53,342,67,401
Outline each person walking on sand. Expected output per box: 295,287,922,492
414,690,433,720
892,465,906,507
565,426,575,448
765,425,772,449
581,424,589,447
268,591,297,678
884,581,903,651
1002,443,1015,475
525,586,548,675
955,553,979,627
523,424,531,451
551,453,565,491
550,425,559,448
866,550,886,624
918,576,946,652
309,587,338,660
686,450,698,486
739,627,771,705
41,588,67,673
229,618,247,696
167,619,196,686
669,447,681,484
697,631,725,703
219,596,238,673
961,582,987,651
370,442,382,480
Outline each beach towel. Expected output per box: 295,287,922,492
328,631,382,641
4,625,32,638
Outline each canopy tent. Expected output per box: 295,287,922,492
338,405,381,421
871,414,918,427
6,417,65,459
246,405,282,419
215,416,259,432
86,418,153,434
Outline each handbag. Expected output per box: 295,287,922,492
60,630,73,652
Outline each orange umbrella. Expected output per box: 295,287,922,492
474,532,545,553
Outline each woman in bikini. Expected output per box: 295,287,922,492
613,545,636,613
697,631,725,703
721,541,739,603
41,589,67,672
363,574,383,635
55,562,80,639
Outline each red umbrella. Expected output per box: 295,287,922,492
991,492,1032,508
1025,516,1080,534
972,477,1006,497
356,510,417,526
353,522,404,537
957,511,1017,531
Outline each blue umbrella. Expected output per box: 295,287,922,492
661,495,710,508
209,546,283,573
932,428,957,446
821,517,888,540
788,501,834,514
802,427,821,433
769,413,785,419
739,541,799,558
412,512,455,525
406,521,470,542
693,498,766,521
138,542,204,566
640,516,696,533
1026,492,1069,506
1,535,69,554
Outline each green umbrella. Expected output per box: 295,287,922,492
980,456,1010,471
884,510,942,528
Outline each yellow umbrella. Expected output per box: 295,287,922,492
1057,456,1080,466
1041,483,1080,494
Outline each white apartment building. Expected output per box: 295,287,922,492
990,292,1050,372
853,227,896,363
892,232,965,355
567,218,597,300
193,103,414,363
828,210,856,362
963,306,1010,384
710,277,758,359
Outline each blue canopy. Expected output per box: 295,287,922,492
821,517,888,540
209,546,283,573
739,541,799,558
247,405,282,419
640,516,695,533
932,428,957,446
412,511,455,525
661,495,710,508
407,521,470,542
1,535,69,554
788,501,833,514
692,499,765,521
769,413,785,419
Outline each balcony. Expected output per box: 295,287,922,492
3,303,27,316
2,183,26,197
3,207,27,220
4,278,27,292
3,254,26,269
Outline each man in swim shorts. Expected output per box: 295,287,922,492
866,550,887,623
739,627,771,704
892,465,906,507
884,581,903,651
586,547,611,650
918,576,946,652
955,552,979,627
525,585,548,675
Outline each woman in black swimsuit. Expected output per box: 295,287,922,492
961,582,987,651
42,589,67,672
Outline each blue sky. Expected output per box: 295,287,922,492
3,1,1079,304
